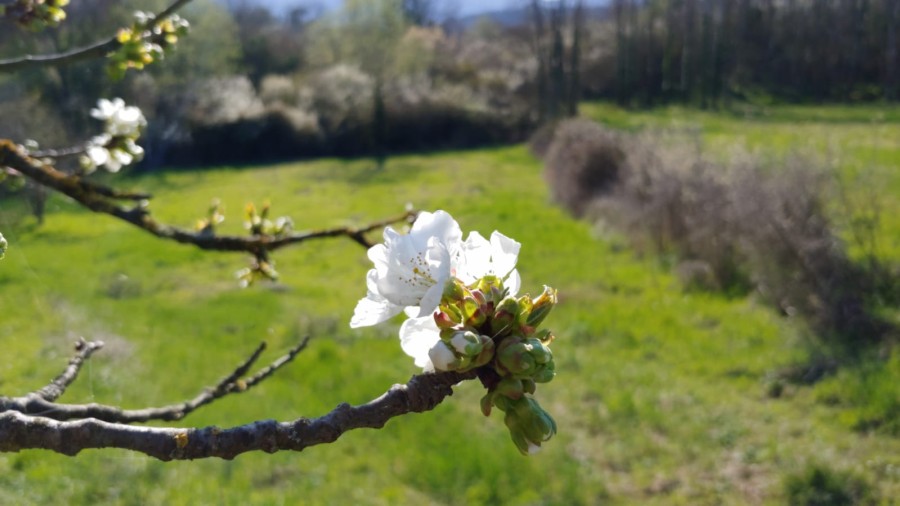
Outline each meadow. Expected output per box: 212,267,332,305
0,104,898,504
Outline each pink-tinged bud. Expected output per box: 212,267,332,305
433,311,456,329
490,296,520,336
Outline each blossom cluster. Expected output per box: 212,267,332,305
79,98,147,173
351,210,559,455
1,0,69,31
234,202,293,287
0,232,7,259
107,11,190,79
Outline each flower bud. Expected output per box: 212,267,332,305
450,330,482,356
516,295,534,326
491,296,520,336
494,377,525,399
495,338,536,377
442,277,469,305
502,397,557,456
527,286,558,327
471,275,504,299
433,310,456,329
428,341,460,371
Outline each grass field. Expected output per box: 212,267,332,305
1,104,898,504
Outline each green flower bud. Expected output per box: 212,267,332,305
527,285,558,327
462,296,487,328
442,278,469,305
516,295,534,326
491,296,520,336
494,377,525,400
471,275,504,299
480,392,494,417
532,359,556,383
502,397,557,456
495,338,535,377
532,328,555,345
524,338,552,364
495,336,556,382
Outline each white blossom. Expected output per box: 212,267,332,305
350,210,462,328
457,230,521,294
91,98,146,138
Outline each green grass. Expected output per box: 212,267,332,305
1,104,899,504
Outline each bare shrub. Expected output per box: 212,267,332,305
527,121,559,159
547,124,893,348
542,119,626,217
605,134,749,293
729,159,887,346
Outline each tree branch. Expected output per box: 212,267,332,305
0,140,414,253
2,338,311,423
35,338,104,402
0,370,477,460
0,0,195,72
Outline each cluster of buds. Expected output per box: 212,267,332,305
244,202,293,238
79,98,147,173
195,199,225,236
107,11,189,79
433,275,559,455
1,0,68,30
235,257,278,288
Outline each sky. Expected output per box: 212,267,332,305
258,0,605,17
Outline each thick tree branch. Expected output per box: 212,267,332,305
0,140,415,253
35,338,104,402
0,370,477,460
2,339,310,423
0,0,194,72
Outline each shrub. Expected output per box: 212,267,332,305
784,464,876,506
185,76,264,126
542,119,626,217
542,122,894,349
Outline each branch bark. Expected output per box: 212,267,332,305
0,370,476,460
35,338,104,402
0,0,194,72
1,339,311,423
0,140,414,253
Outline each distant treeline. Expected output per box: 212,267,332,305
608,0,900,105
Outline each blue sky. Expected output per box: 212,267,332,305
261,0,604,17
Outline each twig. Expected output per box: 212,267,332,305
35,338,105,402
0,370,477,460
2,339,312,423
0,0,195,72
0,140,414,253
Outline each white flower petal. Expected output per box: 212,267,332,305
415,282,445,318
457,229,521,287
86,146,109,166
350,270,404,328
489,231,521,278
399,316,441,371
409,210,463,250
505,269,521,296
